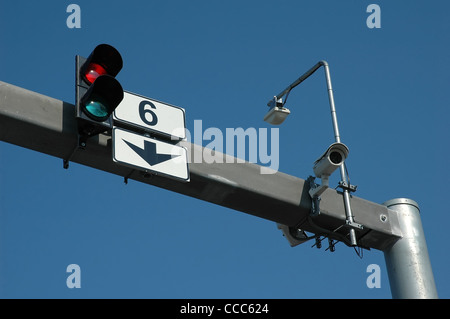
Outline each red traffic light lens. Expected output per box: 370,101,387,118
84,63,108,84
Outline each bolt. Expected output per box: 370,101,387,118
380,214,387,222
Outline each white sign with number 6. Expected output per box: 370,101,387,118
113,91,186,140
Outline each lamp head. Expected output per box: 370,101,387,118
263,97,290,125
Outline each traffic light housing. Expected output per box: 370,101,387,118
76,44,124,141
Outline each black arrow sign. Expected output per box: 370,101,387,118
123,139,179,166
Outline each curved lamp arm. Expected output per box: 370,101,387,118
268,60,341,143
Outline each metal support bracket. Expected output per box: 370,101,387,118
307,175,364,247
307,176,322,216
326,238,337,252
63,134,87,169
123,169,135,184
337,181,357,193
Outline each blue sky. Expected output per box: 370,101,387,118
0,1,449,299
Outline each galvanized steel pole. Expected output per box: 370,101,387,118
383,198,438,299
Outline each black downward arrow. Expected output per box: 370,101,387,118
123,139,179,166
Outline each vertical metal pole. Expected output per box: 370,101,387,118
383,198,438,299
322,62,357,246
321,62,341,143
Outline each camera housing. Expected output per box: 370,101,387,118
313,142,349,178
309,142,349,198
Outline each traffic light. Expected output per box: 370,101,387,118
76,44,124,141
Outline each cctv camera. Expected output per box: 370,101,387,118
312,142,349,178
263,97,290,125
309,143,349,198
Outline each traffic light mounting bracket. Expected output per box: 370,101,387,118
63,133,87,169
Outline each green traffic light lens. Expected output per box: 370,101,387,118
85,101,108,118
83,95,110,121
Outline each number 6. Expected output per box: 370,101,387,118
139,100,158,126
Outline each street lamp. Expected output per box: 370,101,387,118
264,60,361,247
263,97,290,125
